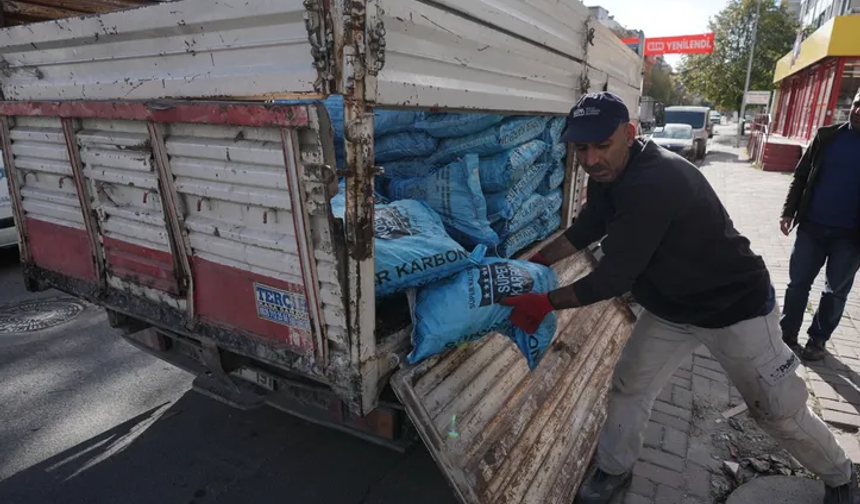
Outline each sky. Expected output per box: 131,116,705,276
589,0,729,68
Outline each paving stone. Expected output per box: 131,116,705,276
674,369,693,381
657,386,672,403
679,354,693,371
623,493,651,504
640,447,685,472
684,463,711,498
652,400,692,422
672,385,693,410
692,365,730,384
662,426,688,457
810,380,841,402
822,410,860,429
630,474,656,498
655,484,684,504
649,410,690,432
818,399,860,415
644,421,663,448
694,355,725,374
668,376,692,391
692,374,712,398
634,460,684,489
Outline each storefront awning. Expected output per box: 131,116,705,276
773,15,860,84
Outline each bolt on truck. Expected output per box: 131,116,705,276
0,1,641,502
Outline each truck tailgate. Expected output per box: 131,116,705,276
391,251,635,504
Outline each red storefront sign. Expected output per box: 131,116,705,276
621,33,715,56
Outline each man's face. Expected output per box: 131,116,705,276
850,88,860,131
572,122,637,183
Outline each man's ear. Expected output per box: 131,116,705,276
623,122,637,146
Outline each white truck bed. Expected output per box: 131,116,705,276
0,2,640,502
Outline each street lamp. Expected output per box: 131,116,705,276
736,0,764,147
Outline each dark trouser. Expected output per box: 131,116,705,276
780,221,860,343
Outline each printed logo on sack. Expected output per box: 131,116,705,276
254,283,311,330
478,263,534,307
374,207,418,240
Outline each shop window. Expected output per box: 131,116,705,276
834,60,860,124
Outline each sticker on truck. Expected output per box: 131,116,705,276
253,283,311,330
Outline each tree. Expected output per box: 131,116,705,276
677,0,799,113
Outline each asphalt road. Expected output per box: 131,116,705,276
0,248,457,504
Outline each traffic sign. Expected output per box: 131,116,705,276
745,91,771,105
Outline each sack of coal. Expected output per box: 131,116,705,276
407,257,559,370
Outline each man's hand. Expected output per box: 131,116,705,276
501,293,556,334
780,217,793,236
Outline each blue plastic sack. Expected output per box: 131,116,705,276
536,161,565,195
374,109,424,136
542,117,566,145
492,193,550,240
380,158,438,179
497,220,545,258
497,195,564,258
384,155,500,248
479,140,548,192
539,209,562,240
375,132,438,163
542,188,564,216
330,190,485,297
428,116,550,165
407,258,559,370
486,162,551,221
414,113,505,138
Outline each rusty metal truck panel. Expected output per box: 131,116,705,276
0,0,322,101
0,100,347,379
391,252,636,504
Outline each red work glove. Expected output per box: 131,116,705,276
530,252,550,267
501,293,555,334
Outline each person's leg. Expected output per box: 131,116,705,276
805,235,860,360
701,307,853,490
781,226,828,351
576,312,700,504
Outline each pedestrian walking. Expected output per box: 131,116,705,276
779,86,860,361
501,92,859,504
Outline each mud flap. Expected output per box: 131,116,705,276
391,252,636,504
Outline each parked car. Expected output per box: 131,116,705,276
650,124,697,163
709,110,722,126
0,150,18,249
664,105,710,158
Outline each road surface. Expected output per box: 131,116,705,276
0,247,457,504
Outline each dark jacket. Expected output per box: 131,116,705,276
565,140,770,328
782,123,850,226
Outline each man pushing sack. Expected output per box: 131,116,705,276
501,92,858,504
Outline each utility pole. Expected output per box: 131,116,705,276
736,0,764,147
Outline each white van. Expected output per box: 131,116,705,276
664,106,711,159
0,151,18,248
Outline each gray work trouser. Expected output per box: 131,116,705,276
597,306,853,487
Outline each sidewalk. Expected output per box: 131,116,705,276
622,132,860,504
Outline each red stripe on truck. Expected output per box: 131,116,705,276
26,218,97,282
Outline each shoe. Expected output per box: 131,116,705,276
572,466,632,504
802,339,828,361
824,470,860,504
783,333,802,354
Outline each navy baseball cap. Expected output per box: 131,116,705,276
560,92,630,143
